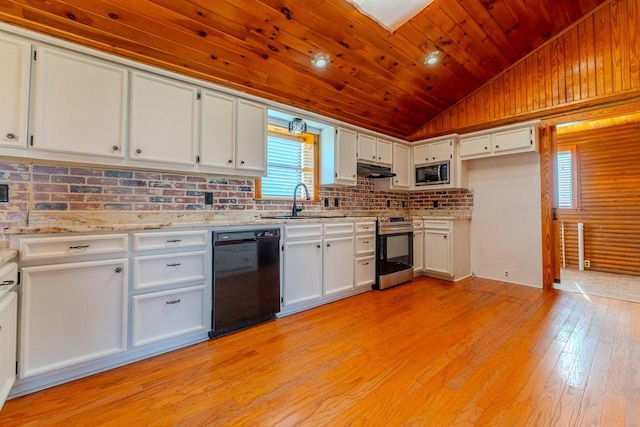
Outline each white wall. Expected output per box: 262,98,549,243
467,152,543,287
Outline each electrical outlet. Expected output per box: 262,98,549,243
204,192,213,205
0,184,8,202
504,270,509,278
334,198,339,207
386,200,390,208
324,198,329,207
584,260,591,268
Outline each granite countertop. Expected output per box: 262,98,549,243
4,209,472,235
0,249,18,264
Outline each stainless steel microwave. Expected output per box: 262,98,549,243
415,161,450,186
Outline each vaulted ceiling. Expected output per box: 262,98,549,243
0,0,607,140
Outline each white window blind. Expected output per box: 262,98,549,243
557,150,573,208
261,132,315,199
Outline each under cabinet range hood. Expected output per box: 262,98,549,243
357,162,396,179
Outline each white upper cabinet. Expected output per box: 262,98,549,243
413,139,452,165
321,127,357,186
392,143,411,189
199,90,236,170
130,71,198,166
235,99,267,174
357,133,392,165
459,121,539,160
0,33,30,149
32,46,128,158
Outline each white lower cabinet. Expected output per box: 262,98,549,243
20,259,128,378
132,285,207,347
413,223,424,273
281,221,370,315
422,219,470,281
0,291,17,410
323,235,354,295
282,238,323,306
354,221,376,288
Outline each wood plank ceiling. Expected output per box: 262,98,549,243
0,0,608,140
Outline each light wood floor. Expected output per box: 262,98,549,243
1,276,639,426
558,268,640,304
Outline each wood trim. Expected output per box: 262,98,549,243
539,125,558,290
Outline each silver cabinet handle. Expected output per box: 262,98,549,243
1,280,15,286
69,245,89,249
6,133,15,140
166,263,181,267
166,239,182,243
166,299,181,305
115,267,122,273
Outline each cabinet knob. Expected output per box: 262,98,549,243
378,156,381,160
484,146,488,150
228,159,233,164
115,267,122,273
316,244,321,248
372,155,376,159
432,156,435,160
240,160,245,165
443,235,447,239
112,145,119,151
495,145,500,149
327,243,331,247
136,149,142,154
363,262,369,266
352,174,356,178
6,133,15,140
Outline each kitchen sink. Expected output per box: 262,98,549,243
261,215,343,220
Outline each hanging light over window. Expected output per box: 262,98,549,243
288,118,307,135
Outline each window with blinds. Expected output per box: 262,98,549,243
557,150,574,208
259,128,317,199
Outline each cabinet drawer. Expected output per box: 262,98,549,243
355,221,376,234
133,230,207,251
354,255,375,288
133,251,207,290
284,224,322,239
413,220,424,229
354,234,375,256
132,285,207,347
19,234,128,262
323,222,354,236
423,220,451,231
0,262,18,297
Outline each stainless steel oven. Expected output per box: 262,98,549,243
375,217,413,290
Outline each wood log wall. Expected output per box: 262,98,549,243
557,123,640,276
409,0,640,140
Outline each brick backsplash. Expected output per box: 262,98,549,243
0,160,472,231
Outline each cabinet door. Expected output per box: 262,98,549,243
0,292,17,410
376,138,393,165
336,128,357,185
33,47,128,158
413,144,431,165
459,134,492,159
424,230,451,275
413,229,424,273
236,99,267,174
283,239,322,306
130,72,197,165
323,236,354,295
20,259,128,378
200,90,236,170
0,34,30,149
357,133,376,163
493,126,533,153
392,143,411,189
430,140,452,162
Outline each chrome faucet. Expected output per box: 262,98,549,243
291,183,311,217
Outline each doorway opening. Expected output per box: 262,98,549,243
553,113,640,302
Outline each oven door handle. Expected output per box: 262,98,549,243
378,227,413,235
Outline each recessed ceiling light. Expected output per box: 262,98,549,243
312,53,330,69
424,50,440,66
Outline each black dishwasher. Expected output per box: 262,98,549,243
210,229,280,337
